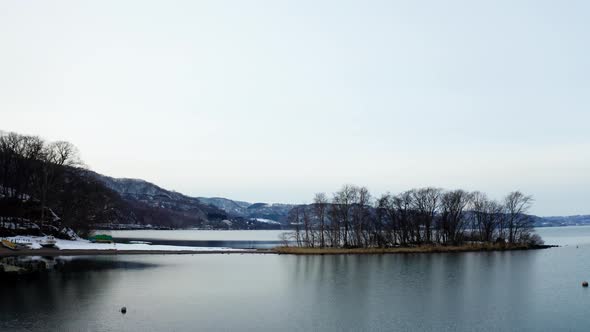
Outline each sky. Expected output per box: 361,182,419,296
1,0,588,216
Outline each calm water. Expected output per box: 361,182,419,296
111,229,287,249
2,227,590,331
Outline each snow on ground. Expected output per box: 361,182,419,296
0,186,31,201
251,218,281,225
5,236,244,252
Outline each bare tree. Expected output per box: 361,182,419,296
49,141,83,167
412,187,441,243
351,186,371,247
393,191,414,245
504,191,534,243
333,185,357,247
439,190,472,244
288,206,303,247
302,207,313,247
471,192,503,242
376,193,399,246
313,192,329,248
39,141,82,225
328,202,340,247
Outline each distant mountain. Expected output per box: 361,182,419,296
198,197,294,224
533,215,590,227
197,197,251,216
86,171,290,229
83,171,230,228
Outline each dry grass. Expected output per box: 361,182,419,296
272,243,542,255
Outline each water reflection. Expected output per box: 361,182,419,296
1,256,157,276
0,256,159,331
282,252,539,331
1,248,588,331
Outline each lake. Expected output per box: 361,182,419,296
111,229,287,249
2,227,590,331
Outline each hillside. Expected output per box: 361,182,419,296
84,171,227,226
78,171,296,225
198,197,294,224
85,171,286,229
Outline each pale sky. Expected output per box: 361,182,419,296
1,0,589,216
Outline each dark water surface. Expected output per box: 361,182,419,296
111,229,287,249
2,227,590,331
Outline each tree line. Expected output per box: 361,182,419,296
0,131,81,215
0,131,118,236
287,185,542,248
0,131,233,235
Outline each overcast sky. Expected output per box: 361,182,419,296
1,0,588,216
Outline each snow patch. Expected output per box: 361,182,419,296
251,218,281,225
5,236,244,252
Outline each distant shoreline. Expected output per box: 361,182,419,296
0,244,556,257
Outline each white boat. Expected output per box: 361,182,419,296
129,240,152,245
40,236,57,248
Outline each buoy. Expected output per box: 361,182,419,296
582,281,588,288
121,306,127,314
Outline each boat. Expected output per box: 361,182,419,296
2,239,18,250
40,236,57,248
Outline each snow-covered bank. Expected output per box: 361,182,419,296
5,236,244,252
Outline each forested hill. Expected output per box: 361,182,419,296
86,172,294,226
0,131,127,237
197,197,294,223
82,170,232,228
0,131,278,237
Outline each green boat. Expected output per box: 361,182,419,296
89,234,113,243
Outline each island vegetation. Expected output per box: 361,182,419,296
281,185,544,254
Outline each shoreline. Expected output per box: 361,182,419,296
273,244,556,255
0,244,556,257
0,247,273,257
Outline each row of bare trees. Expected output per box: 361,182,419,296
288,185,540,248
0,131,81,225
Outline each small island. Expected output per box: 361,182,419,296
274,186,546,254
